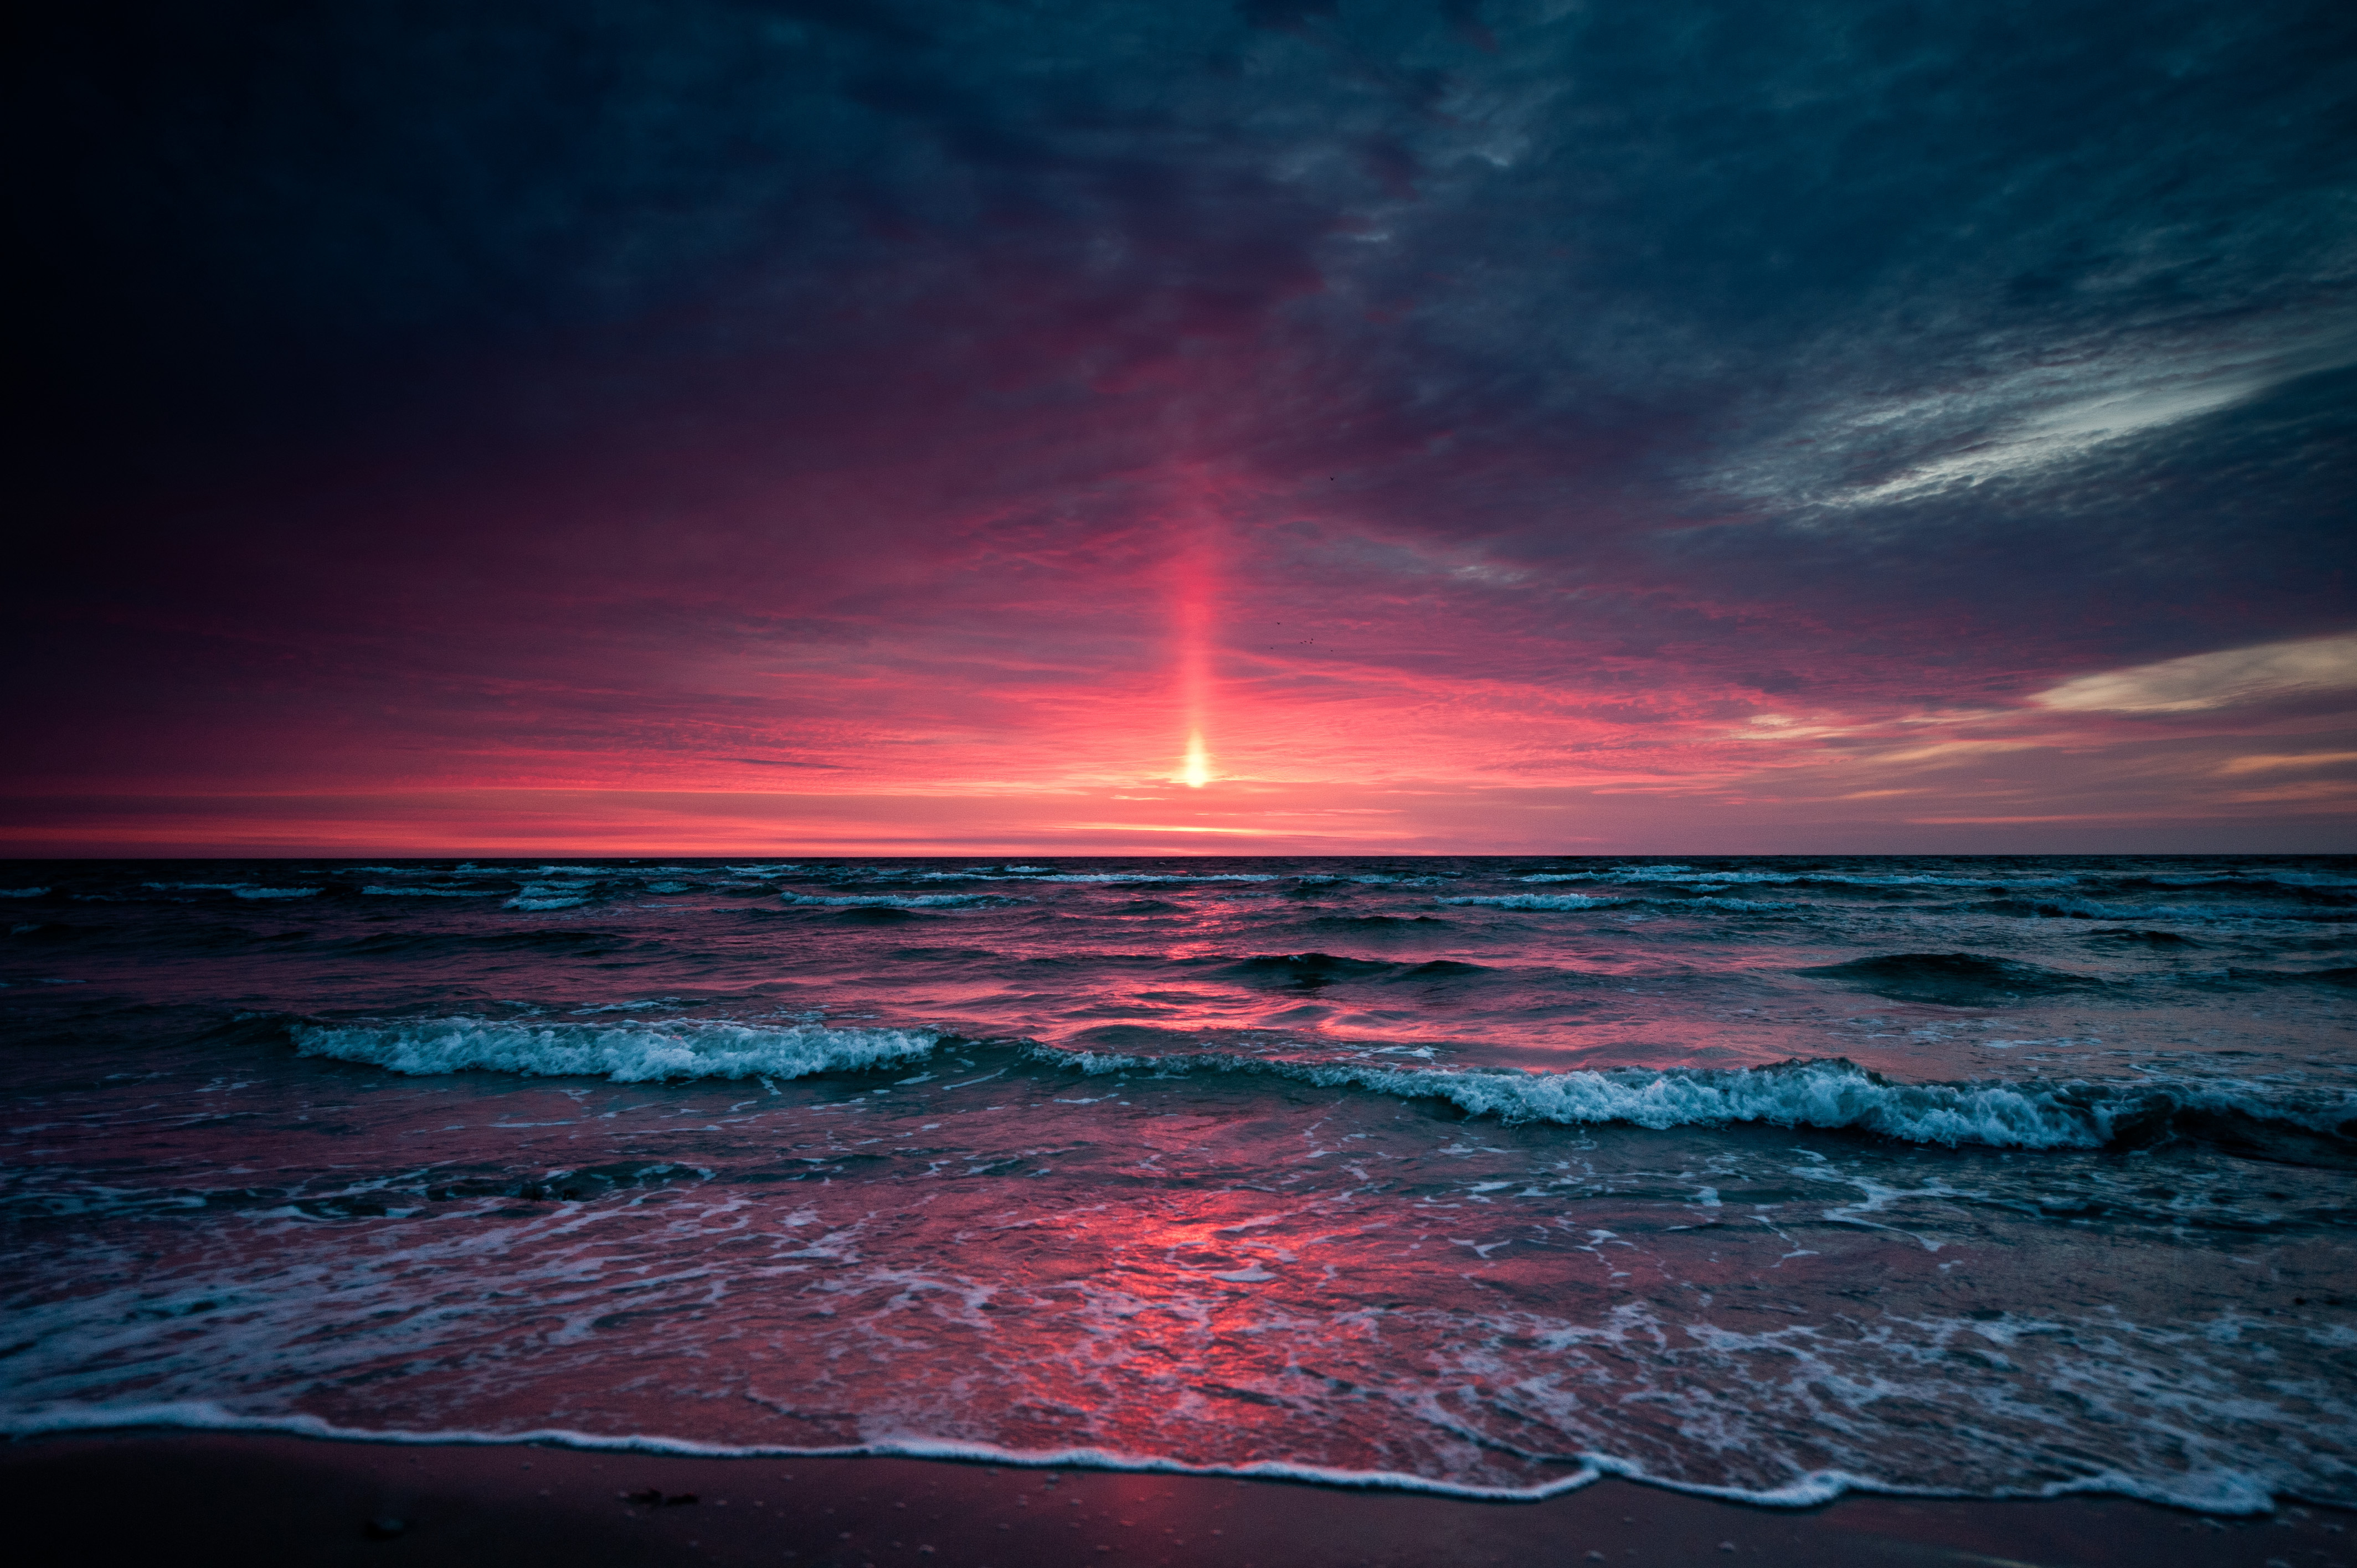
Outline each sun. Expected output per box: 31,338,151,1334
1182,731,1211,788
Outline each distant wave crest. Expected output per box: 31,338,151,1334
1437,894,1609,910
291,1018,939,1082
780,893,1018,909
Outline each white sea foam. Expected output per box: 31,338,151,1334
291,1018,939,1082
0,1400,2288,1514
362,886,502,897
283,1017,2347,1154
143,882,322,899
505,881,595,910
779,893,1018,908
0,1401,1642,1503
1026,873,1279,884
1445,890,1788,911
1439,894,1614,910
1518,868,2081,890
1055,1050,2356,1151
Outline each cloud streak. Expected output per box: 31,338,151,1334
2034,635,2357,714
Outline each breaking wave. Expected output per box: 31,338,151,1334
1055,1049,2357,1154
291,1018,940,1082
284,1018,2356,1156
143,882,323,900
1438,894,1609,910
779,892,1020,909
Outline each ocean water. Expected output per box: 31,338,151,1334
3,855,2353,1513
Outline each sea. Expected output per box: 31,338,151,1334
3,856,2353,1514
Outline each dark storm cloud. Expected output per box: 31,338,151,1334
21,4,2349,462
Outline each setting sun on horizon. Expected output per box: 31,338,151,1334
1181,732,1212,788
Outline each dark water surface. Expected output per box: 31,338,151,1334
3,856,2352,1510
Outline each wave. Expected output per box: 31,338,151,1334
779,893,1020,909
0,1399,2294,1514
1220,953,1492,988
281,1014,2354,1157
342,928,638,955
291,1018,938,1082
1796,952,2103,1004
2083,927,2198,946
797,870,1278,886
1022,873,1279,884
1440,892,1797,914
2099,874,2357,904
1519,868,2078,891
271,1002,2357,1158
361,885,503,898
1297,914,1450,930
1977,896,2357,924
0,888,49,898
502,880,606,910
1047,1048,2356,1155
143,882,323,900
2225,965,2357,989
1509,868,2357,913
4,920,81,942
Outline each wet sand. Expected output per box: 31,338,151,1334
2,1431,2346,1567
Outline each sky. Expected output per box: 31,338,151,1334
8,0,2355,856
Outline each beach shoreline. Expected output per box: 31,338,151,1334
3,1430,2345,1567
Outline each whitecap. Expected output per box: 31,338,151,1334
779,893,1019,908
291,1018,938,1082
362,886,503,897
1028,873,1278,884
1048,1050,2357,1152
142,883,322,900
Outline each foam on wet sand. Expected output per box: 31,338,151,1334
3,1431,2346,1567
